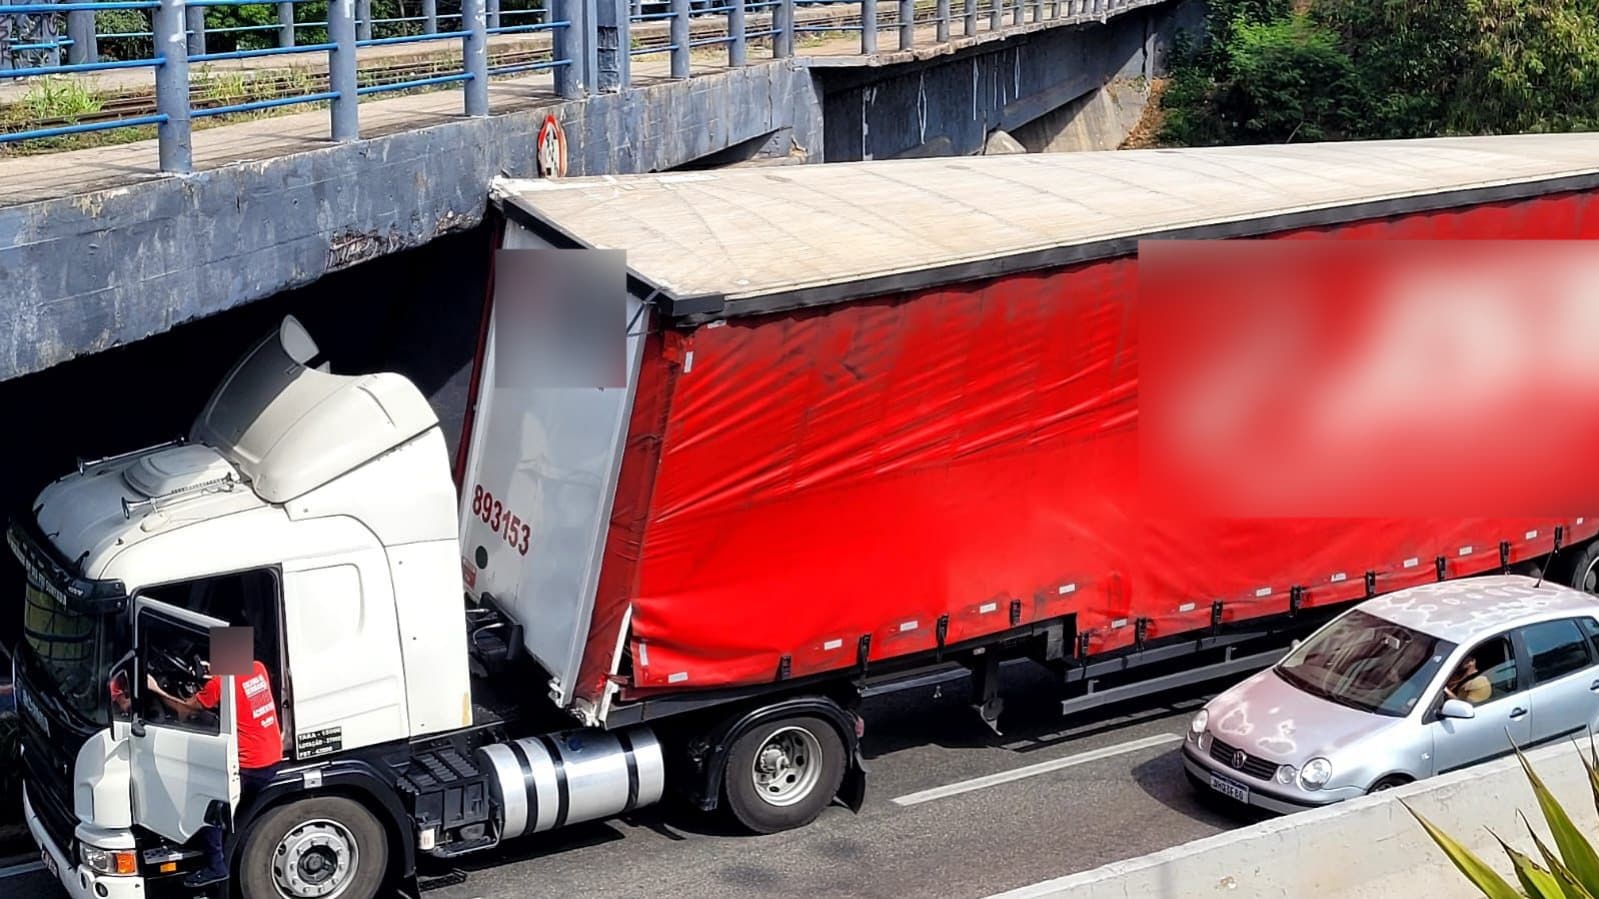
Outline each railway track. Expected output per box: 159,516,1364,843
1,0,989,138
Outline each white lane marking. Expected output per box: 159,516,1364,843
0,860,45,879
890,733,1183,806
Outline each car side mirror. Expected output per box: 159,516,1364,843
1439,699,1476,720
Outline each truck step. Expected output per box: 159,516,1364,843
426,835,498,859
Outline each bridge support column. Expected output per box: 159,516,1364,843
594,0,630,90
329,0,360,138
462,0,490,112
185,3,206,56
669,0,689,78
277,1,295,46
66,11,97,64
773,0,793,57
728,0,745,66
153,0,192,172
553,0,593,97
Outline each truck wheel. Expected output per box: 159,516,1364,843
723,716,846,835
1554,540,1599,595
237,796,389,899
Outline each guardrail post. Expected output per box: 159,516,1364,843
185,2,206,56
934,0,947,41
988,0,999,30
486,0,500,29
860,0,875,53
594,0,629,90
154,0,193,172
462,0,489,114
897,0,911,48
328,0,359,139
1031,0,1040,23
552,0,590,97
66,11,97,64
773,0,792,57
277,1,294,46
422,0,437,32
962,0,973,34
668,0,687,78
356,0,372,40
728,0,745,66
1010,0,1021,26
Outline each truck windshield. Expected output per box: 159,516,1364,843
21,571,110,727
1274,609,1454,718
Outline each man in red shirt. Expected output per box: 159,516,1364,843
148,657,283,887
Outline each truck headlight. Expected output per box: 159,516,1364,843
79,845,138,876
1300,758,1333,791
1188,709,1208,740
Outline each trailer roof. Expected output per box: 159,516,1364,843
490,132,1599,321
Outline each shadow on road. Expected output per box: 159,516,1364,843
1128,750,1269,829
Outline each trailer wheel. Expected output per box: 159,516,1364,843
722,715,846,835
237,795,389,899
1554,540,1599,595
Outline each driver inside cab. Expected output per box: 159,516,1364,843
146,654,283,888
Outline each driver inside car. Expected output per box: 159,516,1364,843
146,653,283,889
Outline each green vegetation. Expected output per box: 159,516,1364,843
1158,0,1599,146
1410,738,1599,898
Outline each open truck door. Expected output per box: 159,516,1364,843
124,597,240,843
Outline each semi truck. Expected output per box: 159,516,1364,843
14,131,1599,899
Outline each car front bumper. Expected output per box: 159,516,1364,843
1182,746,1362,815
24,786,147,899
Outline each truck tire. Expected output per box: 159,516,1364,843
722,715,846,835
237,795,389,899
1553,540,1599,595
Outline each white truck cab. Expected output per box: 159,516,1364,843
13,317,472,898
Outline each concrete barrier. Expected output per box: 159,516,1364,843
990,738,1598,899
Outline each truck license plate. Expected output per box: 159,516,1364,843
1210,773,1250,804
40,848,58,880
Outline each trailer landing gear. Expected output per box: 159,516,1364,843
969,653,1004,737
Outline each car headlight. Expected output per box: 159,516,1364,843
1189,709,1209,739
1300,757,1333,790
79,844,138,876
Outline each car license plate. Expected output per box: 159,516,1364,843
1210,773,1250,804
40,847,59,880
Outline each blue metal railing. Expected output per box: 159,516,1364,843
1,0,1144,170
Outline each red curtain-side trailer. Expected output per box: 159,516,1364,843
462,134,1599,726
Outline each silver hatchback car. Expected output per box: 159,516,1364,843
1184,574,1599,814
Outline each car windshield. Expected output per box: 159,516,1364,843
21,570,111,727
1275,609,1455,717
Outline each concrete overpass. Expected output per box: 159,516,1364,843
0,0,1198,385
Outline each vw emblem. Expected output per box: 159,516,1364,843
1232,750,1247,769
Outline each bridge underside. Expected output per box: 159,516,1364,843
0,0,1197,385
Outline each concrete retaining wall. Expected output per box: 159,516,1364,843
993,739,1596,899
0,62,823,384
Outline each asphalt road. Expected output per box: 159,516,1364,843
3,663,1266,899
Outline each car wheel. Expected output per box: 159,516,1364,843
1368,775,1412,794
